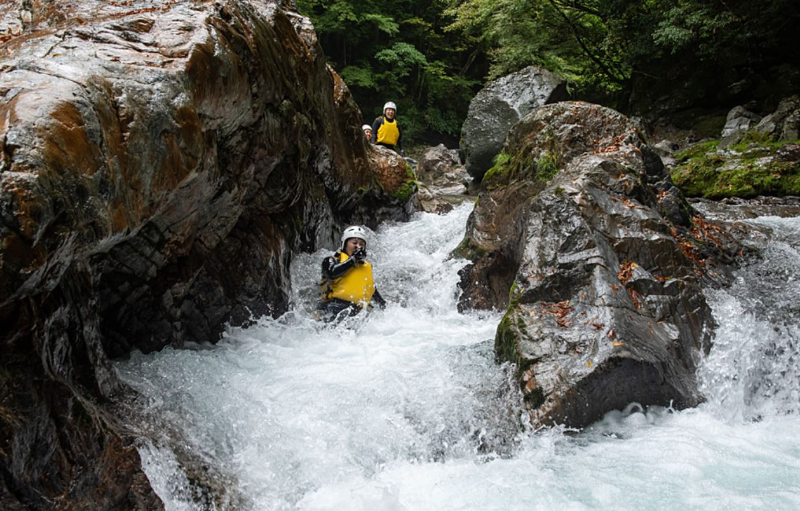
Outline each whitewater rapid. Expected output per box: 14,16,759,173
116,203,800,510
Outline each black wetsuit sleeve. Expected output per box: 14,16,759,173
372,289,386,309
371,117,382,144
397,124,403,152
322,255,355,280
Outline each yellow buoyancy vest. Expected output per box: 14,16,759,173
376,117,400,147
321,251,376,305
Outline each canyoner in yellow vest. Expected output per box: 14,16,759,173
316,226,386,323
371,101,404,155
322,251,376,304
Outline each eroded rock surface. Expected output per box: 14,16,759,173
460,66,567,181
456,102,742,429
416,144,472,214
0,0,414,508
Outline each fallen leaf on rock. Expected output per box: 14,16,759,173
628,288,643,309
618,260,637,282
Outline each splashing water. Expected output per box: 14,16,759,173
116,204,800,510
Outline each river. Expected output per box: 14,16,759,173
116,202,800,510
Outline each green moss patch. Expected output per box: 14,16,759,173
483,150,559,191
392,179,417,202
452,237,487,262
670,140,800,199
495,308,522,367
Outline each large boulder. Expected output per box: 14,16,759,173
417,144,461,183
719,106,763,148
755,95,800,141
456,102,742,429
418,144,470,192
459,66,566,181
0,0,413,508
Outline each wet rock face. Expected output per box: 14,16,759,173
416,144,472,214
457,102,742,429
720,106,763,148
755,95,800,141
417,144,462,184
351,144,417,226
459,66,566,181
1,0,414,508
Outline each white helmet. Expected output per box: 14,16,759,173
341,225,368,250
362,124,372,132
383,101,397,115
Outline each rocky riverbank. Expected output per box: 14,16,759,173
0,1,414,508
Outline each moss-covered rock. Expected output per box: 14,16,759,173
460,101,744,431
670,139,800,198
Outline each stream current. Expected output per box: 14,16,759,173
116,202,800,510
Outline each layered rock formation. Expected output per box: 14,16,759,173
456,102,741,429
0,0,414,508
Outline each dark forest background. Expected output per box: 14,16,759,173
296,0,800,147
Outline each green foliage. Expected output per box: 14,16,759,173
446,0,632,90
339,65,379,89
652,6,736,57
446,0,800,94
297,0,485,143
375,43,428,74
299,0,800,141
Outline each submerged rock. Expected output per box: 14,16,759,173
456,102,742,429
0,0,414,508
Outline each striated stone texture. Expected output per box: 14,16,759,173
0,0,414,508
456,102,742,429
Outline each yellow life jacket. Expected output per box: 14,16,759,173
320,251,376,305
376,117,400,147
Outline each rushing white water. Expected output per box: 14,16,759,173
116,203,800,511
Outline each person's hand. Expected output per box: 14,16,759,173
353,247,367,263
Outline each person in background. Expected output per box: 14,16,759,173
362,124,373,143
371,101,404,156
317,225,386,322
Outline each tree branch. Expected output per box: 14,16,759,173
546,0,626,84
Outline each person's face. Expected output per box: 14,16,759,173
345,237,366,256
364,129,372,140
385,108,396,120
